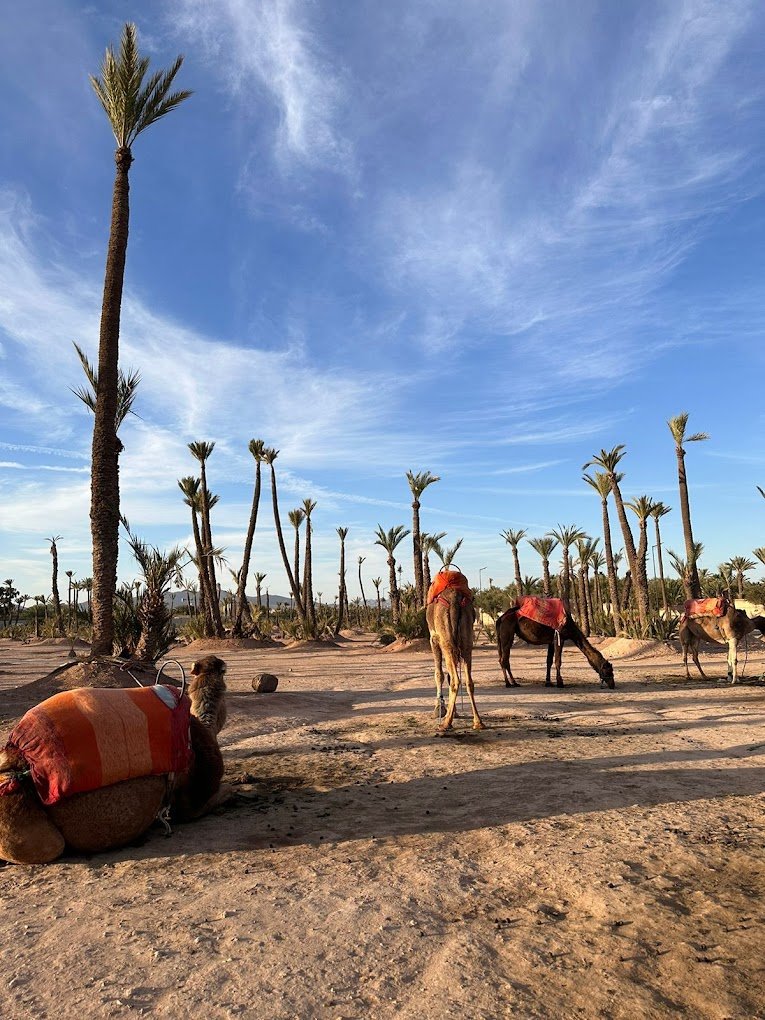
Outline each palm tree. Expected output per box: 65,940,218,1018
583,446,648,630
178,476,213,635
626,495,655,617
357,556,367,608
406,471,440,605
753,547,765,569
301,498,318,629
287,508,305,606
527,536,558,597
668,413,708,599
421,531,446,594
501,528,527,597
727,555,756,599
263,449,311,635
583,470,624,633
254,572,267,609
88,23,191,656
575,536,600,636
434,538,463,568
334,527,349,636
371,577,383,628
374,525,410,626
548,525,586,607
188,442,223,635
668,543,704,595
650,501,672,618
47,536,64,637
122,522,184,661
232,439,265,636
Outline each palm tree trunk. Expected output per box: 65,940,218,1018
269,465,311,634
676,447,701,598
303,521,317,629
388,557,401,625
198,461,224,637
541,557,552,596
412,500,424,605
609,476,648,630
90,147,133,656
232,462,262,637
334,541,346,637
600,497,623,633
50,542,64,638
512,548,523,597
578,568,590,636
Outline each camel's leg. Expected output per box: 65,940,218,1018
439,647,463,731
689,640,708,680
461,646,484,730
728,637,738,685
431,639,447,718
500,626,518,687
544,642,553,686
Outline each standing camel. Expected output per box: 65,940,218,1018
497,601,614,688
426,570,483,732
679,604,765,684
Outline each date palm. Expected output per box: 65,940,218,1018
88,23,191,656
583,470,624,633
727,555,756,599
575,536,599,636
263,449,311,635
357,556,367,608
371,577,383,628
46,536,64,637
334,527,349,636
231,439,266,636
548,525,586,606
301,499,318,628
254,572,267,608
583,446,648,630
626,495,655,617
188,442,223,636
527,536,558,597
668,413,708,599
421,531,446,594
753,548,765,570
650,501,672,618
434,538,463,568
374,525,410,625
406,471,440,605
288,508,306,606
501,528,527,597
178,476,213,635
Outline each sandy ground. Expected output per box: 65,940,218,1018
1,631,765,1019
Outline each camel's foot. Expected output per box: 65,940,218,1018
436,724,455,737
472,719,485,730
556,680,565,688
544,681,553,687
504,679,519,688
432,699,447,720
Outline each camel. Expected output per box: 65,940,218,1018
426,583,483,732
188,654,228,735
0,658,228,865
497,607,615,688
679,606,765,684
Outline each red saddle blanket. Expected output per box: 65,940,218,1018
683,598,728,620
427,569,472,605
3,685,192,806
515,596,567,631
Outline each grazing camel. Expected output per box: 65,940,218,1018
497,605,615,688
426,574,483,732
679,605,765,684
0,660,228,865
189,654,228,735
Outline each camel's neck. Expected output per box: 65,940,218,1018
569,619,608,672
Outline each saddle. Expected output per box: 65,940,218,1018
426,568,472,607
682,597,729,621
514,596,567,631
2,685,192,806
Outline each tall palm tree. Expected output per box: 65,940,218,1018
626,495,655,618
434,538,464,568
668,413,708,599
583,446,648,630
178,476,213,635
334,527,349,636
263,449,311,635
527,536,558,597
548,525,586,607
301,498,318,628
753,547,765,570
47,536,64,637
188,442,223,636
357,556,367,608
88,23,191,656
254,572,267,608
371,577,383,628
668,543,704,595
583,470,624,633
232,438,265,636
575,536,599,636
406,471,440,605
288,508,306,607
122,522,184,662
374,525,410,626
727,555,756,598
650,501,672,618
501,528,527,597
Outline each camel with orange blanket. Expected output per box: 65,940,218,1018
0,657,228,864
426,568,483,732
679,599,765,684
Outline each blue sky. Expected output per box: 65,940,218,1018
1,0,764,602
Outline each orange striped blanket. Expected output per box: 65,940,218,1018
3,685,192,806
427,569,472,605
515,596,567,631
683,598,728,620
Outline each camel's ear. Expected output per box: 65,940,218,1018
190,660,200,676
0,748,14,773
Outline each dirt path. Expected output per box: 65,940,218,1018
1,634,764,1018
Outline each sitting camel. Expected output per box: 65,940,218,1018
0,657,228,865
426,569,483,732
188,654,228,735
497,600,615,688
679,602,765,684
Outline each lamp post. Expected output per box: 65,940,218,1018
478,566,487,591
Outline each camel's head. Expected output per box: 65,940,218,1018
599,660,615,689
189,655,227,687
